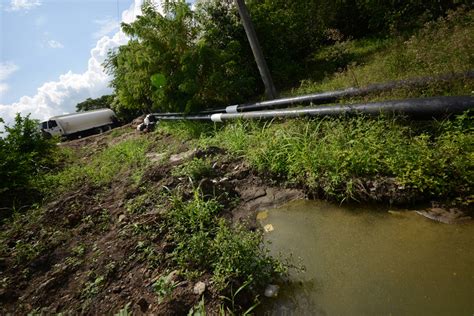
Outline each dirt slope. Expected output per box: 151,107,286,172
0,125,302,314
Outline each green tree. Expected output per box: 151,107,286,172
76,95,114,112
0,114,58,219
105,0,258,114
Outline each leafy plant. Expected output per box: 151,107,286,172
152,275,180,303
0,114,59,219
164,190,283,293
220,278,260,316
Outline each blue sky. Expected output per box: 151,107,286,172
1,0,132,105
0,0,194,126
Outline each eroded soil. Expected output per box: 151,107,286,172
1,123,471,315
0,126,303,315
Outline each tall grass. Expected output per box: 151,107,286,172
297,7,474,99
198,114,473,202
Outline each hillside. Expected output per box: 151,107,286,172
1,5,473,315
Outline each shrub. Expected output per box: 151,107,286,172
0,114,59,218
164,190,283,292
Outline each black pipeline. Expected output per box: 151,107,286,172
209,96,474,122
223,71,474,113
151,71,473,118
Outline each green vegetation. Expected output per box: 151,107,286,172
297,7,474,98
172,158,214,181
105,0,471,119
76,95,114,112
0,114,59,219
165,190,284,291
44,138,151,194
196,114,473,202
152,275,180,303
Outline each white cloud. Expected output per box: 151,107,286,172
0,0,169,127
0,62,19,81
93,17,120,39
0,0,148,126
48,39,64,49
0,84,9,94
0,62,19,100
8,0,41,11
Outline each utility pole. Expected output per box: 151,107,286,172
234,0,277,100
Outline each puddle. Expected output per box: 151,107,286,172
259,200,474,315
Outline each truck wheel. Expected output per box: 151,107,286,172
42,131,52,139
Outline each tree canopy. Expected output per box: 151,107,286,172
104,0,471,118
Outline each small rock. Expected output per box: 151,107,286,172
264,284,280,298
118,214,126,223
146,152,166,163
193,281,206,296
169,149,197,164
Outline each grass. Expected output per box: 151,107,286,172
44,138,151,195
195,114,473,202
164,190,284,292
171,157,214,181
296,7,474,100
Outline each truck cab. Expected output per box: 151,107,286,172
40,120,63,138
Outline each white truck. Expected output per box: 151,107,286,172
39,108,117,139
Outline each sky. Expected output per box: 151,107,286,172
0,0,177,126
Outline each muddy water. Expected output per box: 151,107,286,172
259,200,474,315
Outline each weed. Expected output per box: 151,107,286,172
125,188,163,214
198,114,473,202
152,275,180,303
165,190,284,292
158,121,215,141
188,296,206,316
14,240,43,265
81,274,106,299
135,241,162,268
172,157,214,181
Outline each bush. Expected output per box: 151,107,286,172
165,190,283,292
0,114,58,218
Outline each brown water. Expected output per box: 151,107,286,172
259,200,474,316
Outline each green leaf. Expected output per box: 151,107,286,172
150,73,167,89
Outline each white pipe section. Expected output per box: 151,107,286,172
225,105,239,113
211,113,223,122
